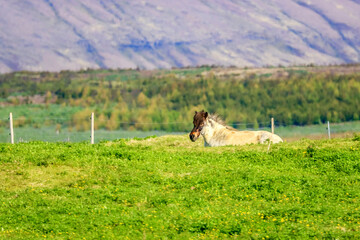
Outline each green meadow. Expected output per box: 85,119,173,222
1,103,360,143
1,119,360,143
1,135,360,239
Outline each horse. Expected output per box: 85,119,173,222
189,110,283,147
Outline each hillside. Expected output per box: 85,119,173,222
1,0,360,73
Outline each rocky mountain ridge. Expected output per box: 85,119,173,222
0,0,359,73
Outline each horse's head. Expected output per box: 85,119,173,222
189,110,208,142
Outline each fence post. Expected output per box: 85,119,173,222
271,117,274,134
91,112,94,144
327,121,331,139
9,112,14,144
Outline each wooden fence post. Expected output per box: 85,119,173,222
9,112,14,144
327,121,331,139
91,112,94,144
271,117,274,134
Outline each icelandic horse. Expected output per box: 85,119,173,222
189,110,283,147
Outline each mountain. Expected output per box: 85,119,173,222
1,0,360,73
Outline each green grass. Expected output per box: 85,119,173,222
275,121,360,139
2,118,360,144
0,126,182,143
1,135,360,239
0,105,82,128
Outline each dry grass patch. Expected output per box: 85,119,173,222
0,163,84,191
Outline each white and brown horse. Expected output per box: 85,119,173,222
189,110,283,147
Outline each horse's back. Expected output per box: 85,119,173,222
225,130,260,145
227,130,283,145
258,131,283,144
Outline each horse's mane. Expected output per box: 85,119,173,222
209,113,238,131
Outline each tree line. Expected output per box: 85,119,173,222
1,67,360,131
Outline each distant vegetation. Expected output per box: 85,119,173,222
1,65,360,132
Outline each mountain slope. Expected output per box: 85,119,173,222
0,0,360,73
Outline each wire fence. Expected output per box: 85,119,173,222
1,113,360,144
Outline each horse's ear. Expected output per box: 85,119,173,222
195,111,197,115
209,118,215,127
204,112,208,118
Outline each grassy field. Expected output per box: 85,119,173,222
1,134,360,239
1,120,360,143
275,121,360,141
0,126,182,143
1,104,360,143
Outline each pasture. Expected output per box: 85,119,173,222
1,135,360,239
